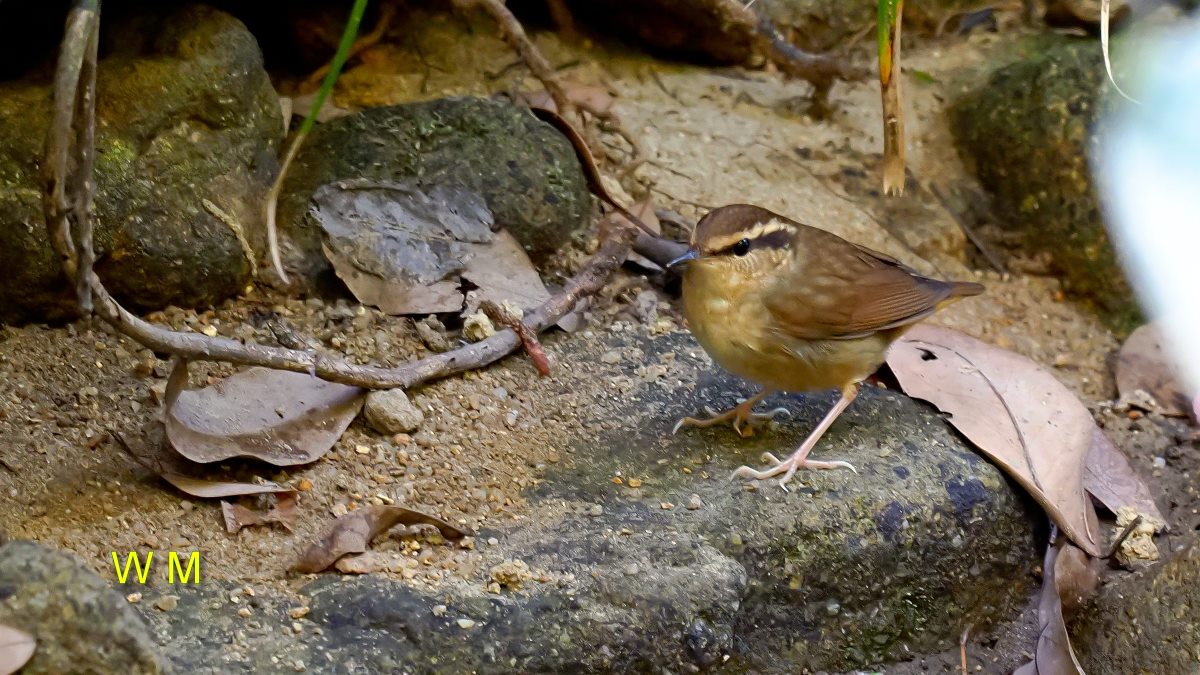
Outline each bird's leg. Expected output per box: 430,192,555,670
733,383,861,486
672,389,789,438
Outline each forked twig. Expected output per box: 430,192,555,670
43,0,637,392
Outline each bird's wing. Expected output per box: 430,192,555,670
764,237,959,340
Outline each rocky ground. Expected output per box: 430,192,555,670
1,2,1198,674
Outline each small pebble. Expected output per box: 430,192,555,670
126,592,143,604
600,350,622,365
292,622,304,634
627,478,643,488
237,607,252,618
432,604,447,617
1153,456,1167,469
354,445,371,455
623,563,639,576
487,537,499,546
154,595,179,612
290,606,310,619
456,618,476,629
588,504,603,517
687,494,703,510
660,502,674,510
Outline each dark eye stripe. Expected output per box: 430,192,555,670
719,229,792,255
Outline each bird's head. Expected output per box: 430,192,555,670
668,205,796,284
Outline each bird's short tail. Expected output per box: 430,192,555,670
950,281,985,298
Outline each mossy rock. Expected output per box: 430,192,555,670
0,5,281,324
276,98,593,284
0,540,169,674
951,36,1141,333
1073,538,1200,673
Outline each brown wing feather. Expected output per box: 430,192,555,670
765,228,972,340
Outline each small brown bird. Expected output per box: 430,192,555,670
669,204,983,486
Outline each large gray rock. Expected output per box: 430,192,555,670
951,36,1140,333
0,540,169,674
132,330,1040,673
276,98,593,284
0,4,281,324
1073,538,1200,673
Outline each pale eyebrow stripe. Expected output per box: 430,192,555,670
707,218,795,251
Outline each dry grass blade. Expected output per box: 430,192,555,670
294,504,470,573
0,624,36,675
877,0,906,195
1101,0,1139,105
887,324,1101,556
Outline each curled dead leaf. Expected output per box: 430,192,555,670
165,367,364,466
222,492,298,534
1116,323,1196,418
294,505,470,574
887,324,1101,556
1013,536,1086,675
114,431,299,499
0,624,35,675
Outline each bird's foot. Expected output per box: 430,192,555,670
732,451,857,488
672,399,789,438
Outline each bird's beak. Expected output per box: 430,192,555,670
667,248,699,269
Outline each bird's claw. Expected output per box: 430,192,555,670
731,454,857,487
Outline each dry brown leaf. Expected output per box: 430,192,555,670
1013,538,1086,675
0,625,34,675
1116,323,1195,417
114,430,300,499
1053,542,1100,619
222,492,298,534
165,367,364,466
294,504,470,574
315,180,495,315
887,324,1101,556
1084,428,1165,523
462,230,552,314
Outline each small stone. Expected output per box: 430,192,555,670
237,607,252,618
588,504,603,517
687,494,703,510
416,316,451,352
660,502,674,510
330,503,348,517
462,312,495,342
126,592,143,604
1153,456,1166,469
292,622,304,634
505,409,520,427
456,618,476,629
354,445,371,455
627,478,643,488
432,604,447,617
487,537,499,546
290,606,310,619
623,563,639,576
292,660,306,672
364,389,425,434
154,595,179,612
600,350,621,365
295,478,313,492
201,325,219,337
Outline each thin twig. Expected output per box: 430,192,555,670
461,0,577,122
1103,514,1143,559
43,0,637,392
930,182,1009,274
481,300,551,376
959,624,971,675
714,0,867,86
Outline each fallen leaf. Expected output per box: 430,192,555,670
114,430,299,499
286,92,355,123
0,624,35,675
165,367,365,466
1053,542,1100,619
294,504,470,573
315,179,495,315
1116,323,1195,417
1013,537,1086,675
1084,428,1165,523
222,492,299,533
461,230,552,315
887,324,1102,556
313,179,559,321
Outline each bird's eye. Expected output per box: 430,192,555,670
732,238,752,256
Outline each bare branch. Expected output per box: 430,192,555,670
461,0,578,122
43,0,637,393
